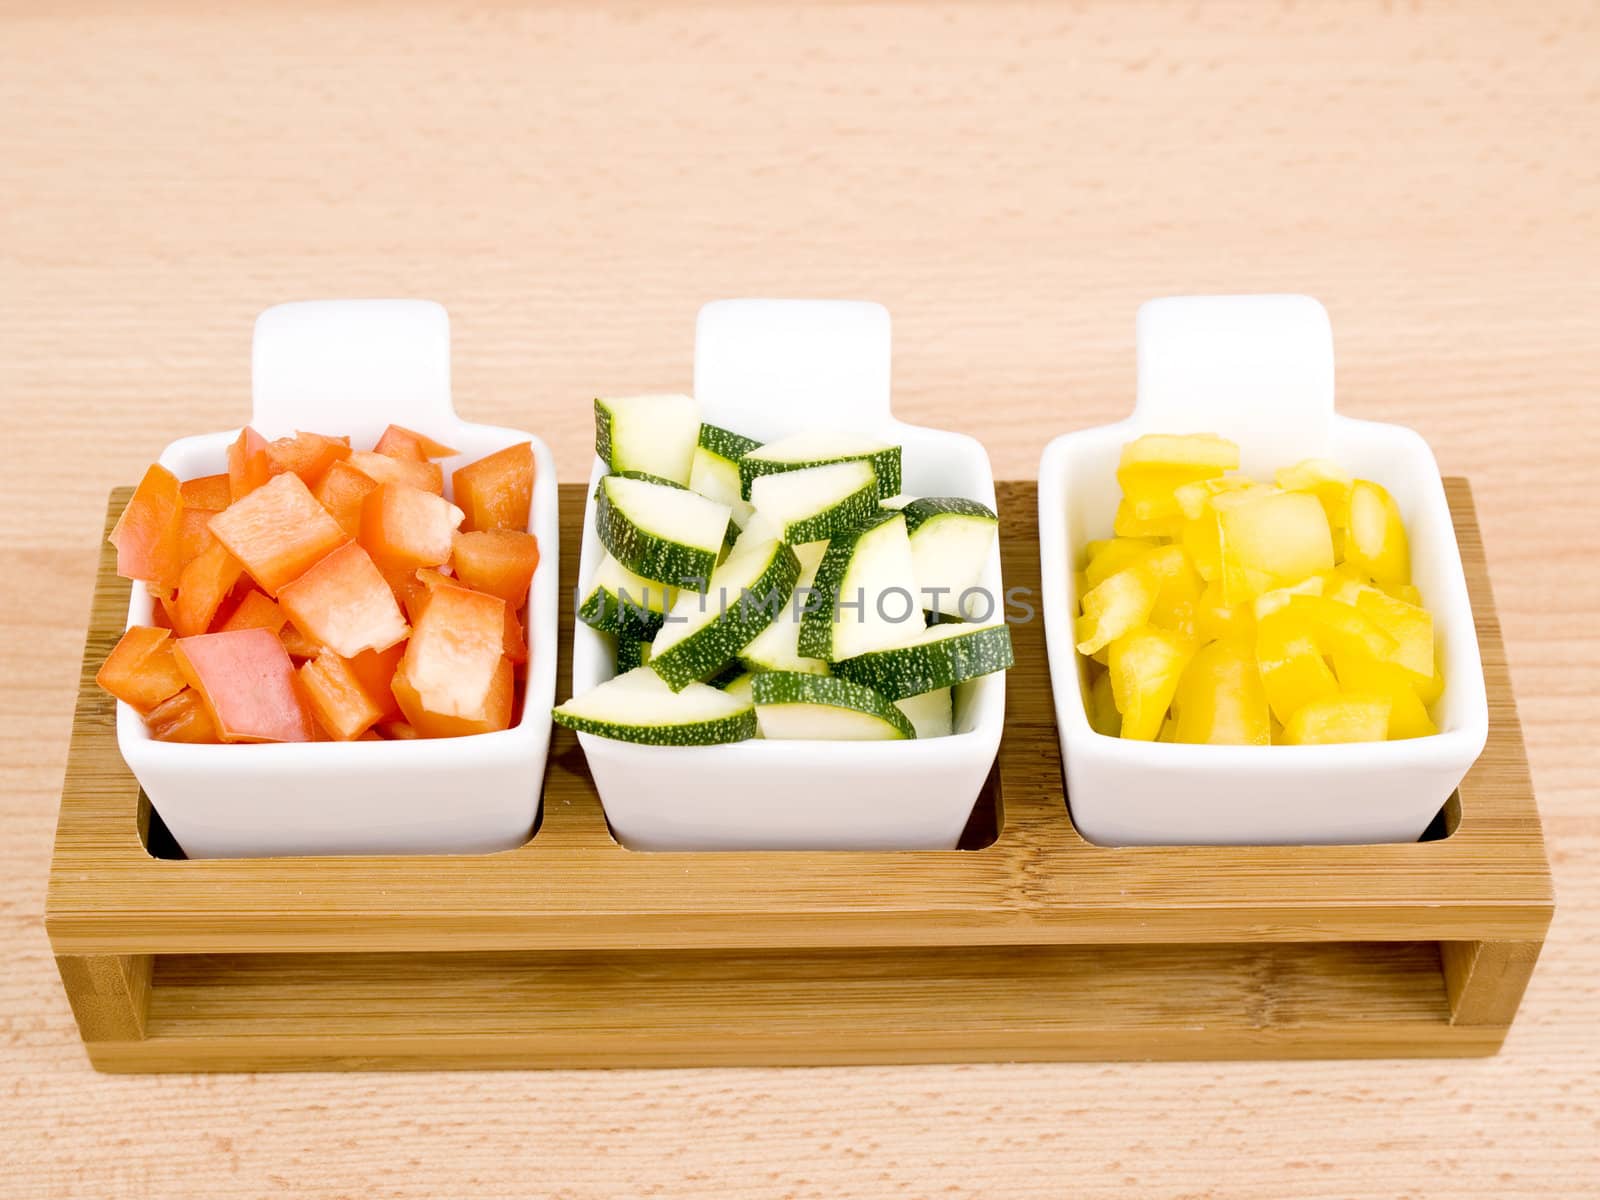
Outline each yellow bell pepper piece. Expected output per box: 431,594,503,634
1171,638,1271,745
1113,499,1183,540
1281,693,1392,744
1197,579,1253,642
1331,654,1438,740
1275,457,1354,553
1086,665,1121,737
1141,544,1203,642
1255,607,1340,726
1075,561,1161,655
1219,491,1335,604
1108,625,1197,741
1117,434,1241,522
1283,594,1398,661
1385,582,1424,607
1083,537,1158,589
1345,479,1410,586
1252,574,1325,621
1355,589,1434,682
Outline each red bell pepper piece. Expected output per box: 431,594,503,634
109,464,184,591
348,643,405,721
170,539,245,637
173,628,314,743
346,451,444,496
297,651,386,741
277,541,409,658
226,426,274,502
376,720,420,740
218,589,286,635
359,484,464,572
176,507,219,571
373,424,459,462
96,626,188,713
144,687,219,743
265,431,351,487
279,624,323,659
449,529,540,605
392,581,511,737
179,473,231,511
312,460,380,540
452,442,533,532
208,470,349,596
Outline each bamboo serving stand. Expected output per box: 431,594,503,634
46,480,1552,1072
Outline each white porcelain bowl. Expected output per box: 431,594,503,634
116,300,559,858
1038,294,1489,846
571,299,1006,851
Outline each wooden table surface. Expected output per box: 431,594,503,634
2,1,1597,1196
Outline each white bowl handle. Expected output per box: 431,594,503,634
1134,294,1335,471
693,299,893,441
251,299,456,438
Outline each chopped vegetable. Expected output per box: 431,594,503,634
208,470,349,596
96,626,188,713
452,442,533,532
265,431,351,486
217,589,286,635
226,427,273,501
297,652,386,740
393,581,511,736
173,628,314,742
277,541,409,658
109,464,184,591
179,473,231,511
373,423,458,461
359,484,464,572
312,460,381,539
346,450,444,495
449,529,540,605
144,687,218,742
170,539,244,637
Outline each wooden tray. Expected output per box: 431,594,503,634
46,480,1553,1071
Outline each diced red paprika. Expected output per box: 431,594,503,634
377,720,420,740
452,442,533,532
145,687,218,743
110,464,184,590
177,507,219,570
278,541,409,658
173,628,314,743
359,484,463,572
226,427,274,502
279,624,323,659
218,589,286,635
393,581,510,736
297,652,386,741
346,451,444,495
171,539,245,637
450,529,540,605
373,424,459,462
96,626,188,713
179,473,231,511
348,643,405,721
312,460,380,540
265,431,351,487
502,606,528,667
208,470,349,596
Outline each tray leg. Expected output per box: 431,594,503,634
1441,940,1542,1026
56,954,151,1043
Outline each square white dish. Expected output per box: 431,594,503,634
571,299,1006,851
116,299,560,858
1038,294,1489,846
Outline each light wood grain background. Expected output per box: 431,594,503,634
3,1,1598,1197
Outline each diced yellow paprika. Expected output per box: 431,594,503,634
1281,693,1392,745
1113,499,1183,540
1084,537,1158,589
1255,607,1340,726
1197,579,1254,643
1276,458,1353,553
1173,474,1258,521
1345,479,1410,586
1108,625,1197,741
1355,589,1435,682
1172,638,1271,745
1283,594,1398,661
1331,654,1438,740
1086,666,1120,737
1141,545,1203,642
1219,490,1335,604
1181,511,1223,582
1117,434,1241,522
1385,582,1424,607
1252,574,1325,621
1075,562,1161,655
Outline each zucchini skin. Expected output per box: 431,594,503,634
796,510,903,662
553,705,756,746
832,624,1016,701
594,476,723,587
739,445,902,501
698,423,763,461
650,542,802,691
775,476,880,545
750,671,916,739
902,496,998,534
578,585,668,638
